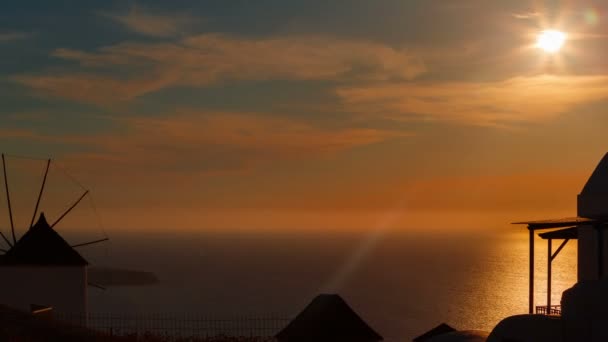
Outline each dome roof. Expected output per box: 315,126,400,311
581,152,608,195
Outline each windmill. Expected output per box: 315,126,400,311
0,153,108,316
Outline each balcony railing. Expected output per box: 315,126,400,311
535,305,561,315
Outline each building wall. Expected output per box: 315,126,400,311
578,225,608,281
0,266,87,314
579,225,597,281
577,194,608,218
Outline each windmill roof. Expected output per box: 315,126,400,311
0,213,87,266
276,294,383,341
413,323,457,341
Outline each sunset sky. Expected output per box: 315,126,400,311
2,0,608,231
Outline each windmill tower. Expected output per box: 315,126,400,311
0,154,107,316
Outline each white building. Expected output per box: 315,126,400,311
487,152,608,341
0,213,88,315
577,152,608,281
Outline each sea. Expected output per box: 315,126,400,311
80,226,577,342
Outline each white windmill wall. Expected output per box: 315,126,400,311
0,266,87,314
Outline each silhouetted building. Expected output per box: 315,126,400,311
276,294,383,342
413,323,456,341
576,152,608,281
0,213,88,315
488,152,608,341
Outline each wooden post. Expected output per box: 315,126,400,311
529,226,534,314
547,238,552,313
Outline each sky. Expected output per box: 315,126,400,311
2,0,608,232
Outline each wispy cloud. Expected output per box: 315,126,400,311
0,128,40,139
336,75,608,126
0,31,31,42
512,11,542,20
99,7,192,37
2,111,407,175
13,34,425,104
12,72,176,104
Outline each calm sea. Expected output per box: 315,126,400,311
81,227,577,342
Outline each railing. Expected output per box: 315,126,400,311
53,312,291,340
535,305,561,315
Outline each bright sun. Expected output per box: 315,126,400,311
536,30,567,53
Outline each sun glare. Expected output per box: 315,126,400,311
536,30,567,53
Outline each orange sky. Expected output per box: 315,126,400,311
2,1,608,233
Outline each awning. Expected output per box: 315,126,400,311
513,217,601,230
538,227,578,240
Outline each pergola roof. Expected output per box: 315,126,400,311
538,227,578,240
513,217,602,230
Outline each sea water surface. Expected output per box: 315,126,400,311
81,227,577,342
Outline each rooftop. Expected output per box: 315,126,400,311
276,294,383,341
581,152,608,195
512,217,602,230
0,213,88,266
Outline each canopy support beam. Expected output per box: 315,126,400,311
547,239,552,313
546,238,570,314
551,239,570,262
529,226,534,314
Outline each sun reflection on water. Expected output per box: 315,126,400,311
443,231,578,332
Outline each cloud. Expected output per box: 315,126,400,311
14,34,425,104
99,7,191,37
12,72,176,104
512,11,542,20
103,112,403,170
0,31,30,42
336,75,608,126
3,111,406,175
401,171,585,212
0,128,39,139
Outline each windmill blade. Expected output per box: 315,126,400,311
51,190,89,228
29,159,51,228
1,154,16,244
88,282,106,291
71,238,109,248
0,229,12,248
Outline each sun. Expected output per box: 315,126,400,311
536,30,567,53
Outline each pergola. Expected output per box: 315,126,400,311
513,217,605,314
